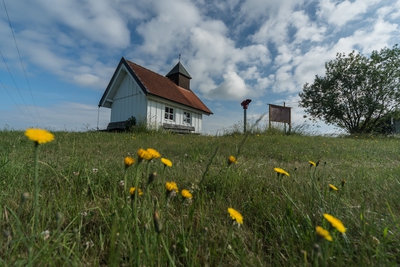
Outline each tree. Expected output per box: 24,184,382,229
299,45,400,134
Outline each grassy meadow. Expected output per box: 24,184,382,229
0,129,399,266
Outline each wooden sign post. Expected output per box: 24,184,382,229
268,103,292,133
241,99,252,133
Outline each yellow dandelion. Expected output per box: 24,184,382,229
228,155,237,166
25,128,54,144
323,213,346,233
316,226,333,241
161,158,172,167
181,189,193,199
129,187,143,196
309,161,316,167
137,148,152,161
147,148,161,159
329,184,338,191
165,182,178,192
274,167,290,177
228,208,243,225
124,156,135,167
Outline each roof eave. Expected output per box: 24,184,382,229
99,57,125,107
147,92,213,115
99,57,149,107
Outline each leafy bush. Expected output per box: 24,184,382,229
124,116,137,131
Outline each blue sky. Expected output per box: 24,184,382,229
1,0,399,134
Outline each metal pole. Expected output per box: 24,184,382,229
284,102,286,134
97,106,100,131
244,108,247,133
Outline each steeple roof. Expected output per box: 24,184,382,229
166,62,192,79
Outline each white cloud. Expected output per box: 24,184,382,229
241,44,271,65
20,39,74,72
273,65,296,93
206,71,256,101
250,0,305,44
135,0,202,57
211,0,241,12
331,19,398,54
388,0,400,19
291,11,326,43
240,0,304,22
189,23,233,73
184,22,270,97
293,45,332,85
252,17,288,45
73,74,100,87
317,0,381,27
35,0,131,48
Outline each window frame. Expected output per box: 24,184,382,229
164,106,174,122
183,111,191,125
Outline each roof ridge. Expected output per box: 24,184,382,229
126,60,168,80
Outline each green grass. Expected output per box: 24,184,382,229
0,129,399,266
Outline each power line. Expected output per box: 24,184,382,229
0,51,37,124
2,0,44,126
0,78,31,123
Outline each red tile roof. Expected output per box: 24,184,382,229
126,60,212,115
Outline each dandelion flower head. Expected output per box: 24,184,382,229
323,213,346,233
329,184,338,191
274,167,290,176
147,148,161,159
316,226,333,241
124,156,135,167
228,208,243,225
165,182,178,192
137,148,152,161
228,155,237,165
25,128,54,144
161,158,172,167
129,187,143,196
181,189,193,199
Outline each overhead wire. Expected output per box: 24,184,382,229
0,51,37,124
0,78,31,123
2,0,44,127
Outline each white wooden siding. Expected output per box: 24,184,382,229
192,112,203,132
110,72,147,123
147,99,164,129
147,97,203,133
